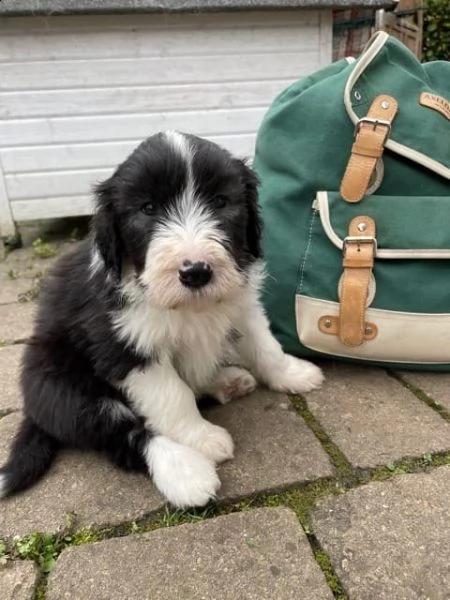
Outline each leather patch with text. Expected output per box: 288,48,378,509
420,92,450,120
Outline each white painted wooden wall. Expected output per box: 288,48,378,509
0,9,332,236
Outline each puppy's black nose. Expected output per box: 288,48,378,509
179,261,212,289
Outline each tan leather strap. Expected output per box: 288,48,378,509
339,216,377,347
340,95,398,203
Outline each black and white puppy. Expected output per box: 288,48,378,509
0,132,323,508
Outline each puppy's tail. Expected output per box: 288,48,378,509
0,416,59,498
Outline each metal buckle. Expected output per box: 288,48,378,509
343,236,377,256
354,117,391,141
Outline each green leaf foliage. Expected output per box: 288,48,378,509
423,0,450,61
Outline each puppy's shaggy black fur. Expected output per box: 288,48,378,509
1,131,323,507
0,132,261,505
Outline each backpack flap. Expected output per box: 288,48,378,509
340,32,450,202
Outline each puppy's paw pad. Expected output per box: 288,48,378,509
269,356,324,393
213,367,257,404
146,436,220,508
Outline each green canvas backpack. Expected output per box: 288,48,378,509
253,31,450,370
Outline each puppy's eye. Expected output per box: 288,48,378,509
141,202,156,215
211,195,227,209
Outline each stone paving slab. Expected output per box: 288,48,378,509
1,561,38,600
398,371,450,413
305,364,450,468
47,507,334,600
0,390,332,537
0,250,56,281
206,391,334,500
0,303,36,344
0,244,76,305
311,466,450,600
0,345,25,411
0,244,70,270
0,279,39,306
0,413,165,538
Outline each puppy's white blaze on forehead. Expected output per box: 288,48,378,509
164,130,196,197
164,130,190,161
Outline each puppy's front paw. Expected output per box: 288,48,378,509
146,436,220,508
183,421,234,464
268,355,324,393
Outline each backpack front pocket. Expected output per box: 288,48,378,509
296,191,450,365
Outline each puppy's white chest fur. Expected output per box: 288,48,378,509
172,308,234,391
113,281,243,391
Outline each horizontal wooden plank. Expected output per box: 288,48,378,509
6,168,113,200
11,195,95,221
0,23,318,63
0,79,293,120
0,51,317,91
0,107,266,147
6,131,257,199
1,134,256,174
0,11,320,34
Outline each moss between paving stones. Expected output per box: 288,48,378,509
0,339,29,348
7,449,450,600
311,547,348,599
361,450,450,483
389,371,450,422
0,408,16,420
31,239,58,260
3,375,450,600
0,539,9,566
18,283,42,303
289,395,354,481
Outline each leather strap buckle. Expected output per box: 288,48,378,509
340,95,398,203
343,236,377,257
354,117,391,140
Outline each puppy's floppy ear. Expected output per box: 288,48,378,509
236,159,262,259
92,176,122,281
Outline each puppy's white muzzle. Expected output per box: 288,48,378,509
139,204,243,309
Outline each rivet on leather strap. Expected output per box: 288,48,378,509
318,315,378,340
